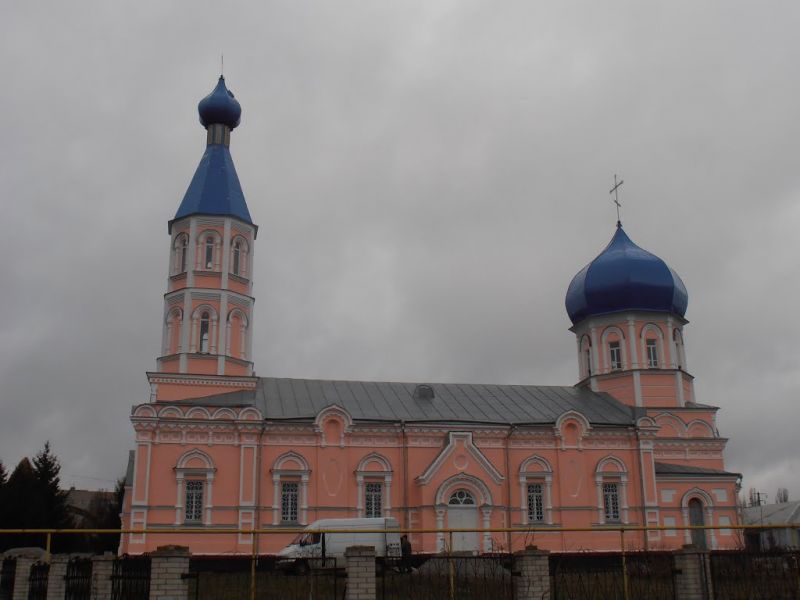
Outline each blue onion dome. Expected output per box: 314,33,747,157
565,224,688,325
198,76,242,129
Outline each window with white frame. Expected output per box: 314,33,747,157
204,236,215,270
185,480,204,523
281,482,299,522
365,482,383,518
609,341,622,370
603,482,620,522
527,483,544,523
199,312,210,353
646,339,658,368
231,238,248,277
173,234,189,274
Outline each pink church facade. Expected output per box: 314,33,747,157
120,77,741,555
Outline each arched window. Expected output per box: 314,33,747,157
174,450,216,526
595,456,629,524
199,312,210,353
233,240,241,275
601,327,627,373
448,489,475,505
204,236,215,270
641,324,664,369
229,237,249,278
172,234,189,274
226,310,248,359
165,308,183,355
688,498,706,548
356,453,393,518
519,456,553,525
271,452,311,525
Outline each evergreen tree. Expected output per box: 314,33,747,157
0,459,7,486
32,442,73,551
32,442,72,531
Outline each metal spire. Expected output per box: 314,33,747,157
610,174,624,227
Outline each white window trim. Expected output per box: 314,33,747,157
175,466,215,526
594,456,629,525
519,473,553,525
271,452,311,525
640,323,665,369
600,327,627,373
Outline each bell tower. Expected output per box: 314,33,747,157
149,76,258,402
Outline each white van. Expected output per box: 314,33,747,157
277,517,401,568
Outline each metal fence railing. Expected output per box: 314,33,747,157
0,524,798,600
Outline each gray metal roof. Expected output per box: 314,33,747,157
173,377,641,426
654,462,740,477
741,501,800,526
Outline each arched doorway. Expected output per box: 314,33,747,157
688,498,707,549
447,489,479,553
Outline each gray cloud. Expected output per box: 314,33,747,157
1,1,798,500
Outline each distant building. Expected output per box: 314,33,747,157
742,501,800,550
121,76,741,555
66,488,115,528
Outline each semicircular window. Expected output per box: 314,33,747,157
448,489,475,505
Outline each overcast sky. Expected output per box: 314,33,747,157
1,1,798,502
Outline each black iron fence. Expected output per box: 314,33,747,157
550,551,676,600
186,555,341,600
65,556,93,600
377,554,514,600
710,549,800,600
27,561,49,600
110,555,151,600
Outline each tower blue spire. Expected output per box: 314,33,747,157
171,77,253,230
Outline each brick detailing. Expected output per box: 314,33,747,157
345,546,376,600
11,557,35,600
513,546,551,600
91,554,115,600
149,545,191,600
45,555,69,600
673,546,714,600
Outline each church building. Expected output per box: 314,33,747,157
120,77,741,555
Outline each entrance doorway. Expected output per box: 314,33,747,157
447,489,479,553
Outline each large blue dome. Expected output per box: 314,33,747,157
565,224,688,325
198,76,241,129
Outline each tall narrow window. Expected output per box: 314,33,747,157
646,339,658,368
205,237,214,270
199,312,210,353
609,341,622,370
179,236,188,273
232,241,241,276
527,483,544,523
281,482,299,522
584,349,592,376
365,482,383,518
185,481,204,523
603,483,620,522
